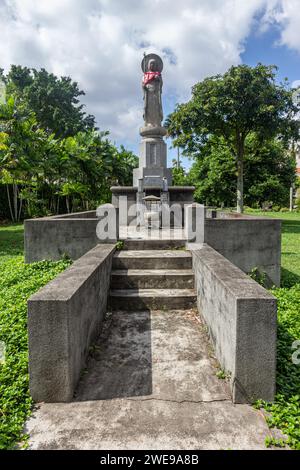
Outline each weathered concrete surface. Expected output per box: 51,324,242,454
24,208,119,263
109,288,197,311
110,250,196,311
204,215,281,287
25,216,99,263
191,244,277,404
26,310,273,450
27,244,115,403
111,268,194,289
113,249,192,270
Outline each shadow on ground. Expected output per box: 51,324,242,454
281,219,300,235
281,267,300,288
74,311,153,401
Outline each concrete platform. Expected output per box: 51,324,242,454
25,310,274,450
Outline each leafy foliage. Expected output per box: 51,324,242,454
262,284,300,450
249,211,300,450
183,134,295,208
0,224,71,450
0,66,138,221
4,65,95,138
167,64,299,212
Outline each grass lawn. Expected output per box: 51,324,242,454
0,223,71,450
245,210,300,449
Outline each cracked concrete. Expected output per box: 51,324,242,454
26,310,273,450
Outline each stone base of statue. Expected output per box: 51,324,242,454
111,185,195,229
133,126,172,188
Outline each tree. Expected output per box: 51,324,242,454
167,64,299,212
4,65,96,138
186,134,295,208
0,96,51,220
0,65,138,220
188,136,236,207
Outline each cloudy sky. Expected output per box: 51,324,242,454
1,0,300,165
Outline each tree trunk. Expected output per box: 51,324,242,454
13,183,19,221
66,196,70,214
18,196,23,221
236,136,245,214
237,158,244,213
6,185,14,222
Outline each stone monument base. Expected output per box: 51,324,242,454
111,185,195,228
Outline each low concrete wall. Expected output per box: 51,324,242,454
25,208,118,263
185,206,281,287
25,216,99,263
204,216,281,287
191,244,277,404
28,244,115,402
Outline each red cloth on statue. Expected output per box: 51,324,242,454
143,71,161,85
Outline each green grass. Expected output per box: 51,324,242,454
0,223,71,450
246,210,300,450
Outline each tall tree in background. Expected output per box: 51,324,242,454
0,66,138,220
2,65,96,138
181,134,295,208
167,64,299,212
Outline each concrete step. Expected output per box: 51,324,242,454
109,289,197,311
113,250,192,270
122,239,186,251
111,269,194,289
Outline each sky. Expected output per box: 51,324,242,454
1,0,300,168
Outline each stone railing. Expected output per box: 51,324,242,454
28,244,115,402
190,243,277,403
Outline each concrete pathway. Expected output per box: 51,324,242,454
26,310,272,450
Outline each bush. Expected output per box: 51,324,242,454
0,256,71,449
257,284,300,450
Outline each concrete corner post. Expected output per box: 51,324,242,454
184,203,205,243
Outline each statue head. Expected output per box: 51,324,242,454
142,54,163,74
148,59,156,72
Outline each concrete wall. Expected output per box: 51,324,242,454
25,217,99,263
111,185,195,227
191,244,277,404
204,216,281,287
25,208,118,263
28,244,115,402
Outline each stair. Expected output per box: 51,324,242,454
109,250,196,311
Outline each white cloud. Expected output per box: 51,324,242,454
1,0,297,149
261,0,300,53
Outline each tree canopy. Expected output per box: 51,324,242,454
1,65,96,138
167,64,299,212
0,66,137,221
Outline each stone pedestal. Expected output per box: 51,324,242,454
133,126,172,188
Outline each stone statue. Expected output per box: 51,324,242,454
142,54,164,128
133,52,171,189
